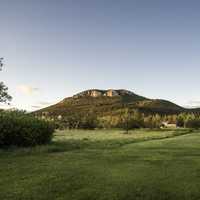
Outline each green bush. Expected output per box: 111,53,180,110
0,110,55,147
185,118,200,129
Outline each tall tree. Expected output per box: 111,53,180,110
121,108,131,134
0,58,12,103
0,58,3,70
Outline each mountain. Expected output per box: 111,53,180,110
35,89,195,118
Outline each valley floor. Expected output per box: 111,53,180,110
0,129,200,200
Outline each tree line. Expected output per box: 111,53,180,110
43,108,200,130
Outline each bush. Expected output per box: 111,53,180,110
185,118,200,129
79,114,97,129
0,111,55,147
55,113,97,130
176,116,184,127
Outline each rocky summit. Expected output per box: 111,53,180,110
73,89,137,98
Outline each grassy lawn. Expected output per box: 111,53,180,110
1,129,200,200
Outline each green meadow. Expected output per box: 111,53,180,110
1,129,200,200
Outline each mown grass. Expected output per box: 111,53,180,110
0,129,200,200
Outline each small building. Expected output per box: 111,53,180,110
161,122,177,128
57,115,62,120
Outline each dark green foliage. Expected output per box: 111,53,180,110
0,111,55,147
175,113,200,129
0,82,12,103
79,113,97,129
185,118,200,129
119,109,144,133
120,108,131,133
53,110,200,130
176,114,185,127
0,58,3,70
55,112,97,130
0,58,12,103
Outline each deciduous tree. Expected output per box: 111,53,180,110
0,58,12,103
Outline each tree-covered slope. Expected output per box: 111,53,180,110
35,89,189,117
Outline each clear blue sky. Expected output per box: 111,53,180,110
1,0,200,110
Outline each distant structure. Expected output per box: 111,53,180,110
57,115,62,120
161,122,177,128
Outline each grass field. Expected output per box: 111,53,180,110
1,129,200,200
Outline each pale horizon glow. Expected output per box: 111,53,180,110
1,0,200,111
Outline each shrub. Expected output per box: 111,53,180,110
185,118,200,129
55,112,98,130
0,110,55,147
176,115,184,127
79,114,97,129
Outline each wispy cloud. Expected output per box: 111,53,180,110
31,105,41,109
185,100,200,108
38,101,52,106
31,101,54,110
17,85,40,96
0,103,15,110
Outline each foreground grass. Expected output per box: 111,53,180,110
0,129,200,200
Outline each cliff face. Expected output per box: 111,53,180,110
73,90,103,98
73,89,135,98
106,90,119,97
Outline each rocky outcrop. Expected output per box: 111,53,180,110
105,89,119,97
73,90,103,98
90,90,102,97
73,89,136,98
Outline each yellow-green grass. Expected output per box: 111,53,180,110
0,129,200,200
54,129,189,142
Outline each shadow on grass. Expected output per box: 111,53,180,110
0,129,194,157
46,129,195,153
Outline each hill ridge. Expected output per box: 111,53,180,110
35,88,196,118
72,89,144,98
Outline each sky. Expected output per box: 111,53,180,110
1,0,200,111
